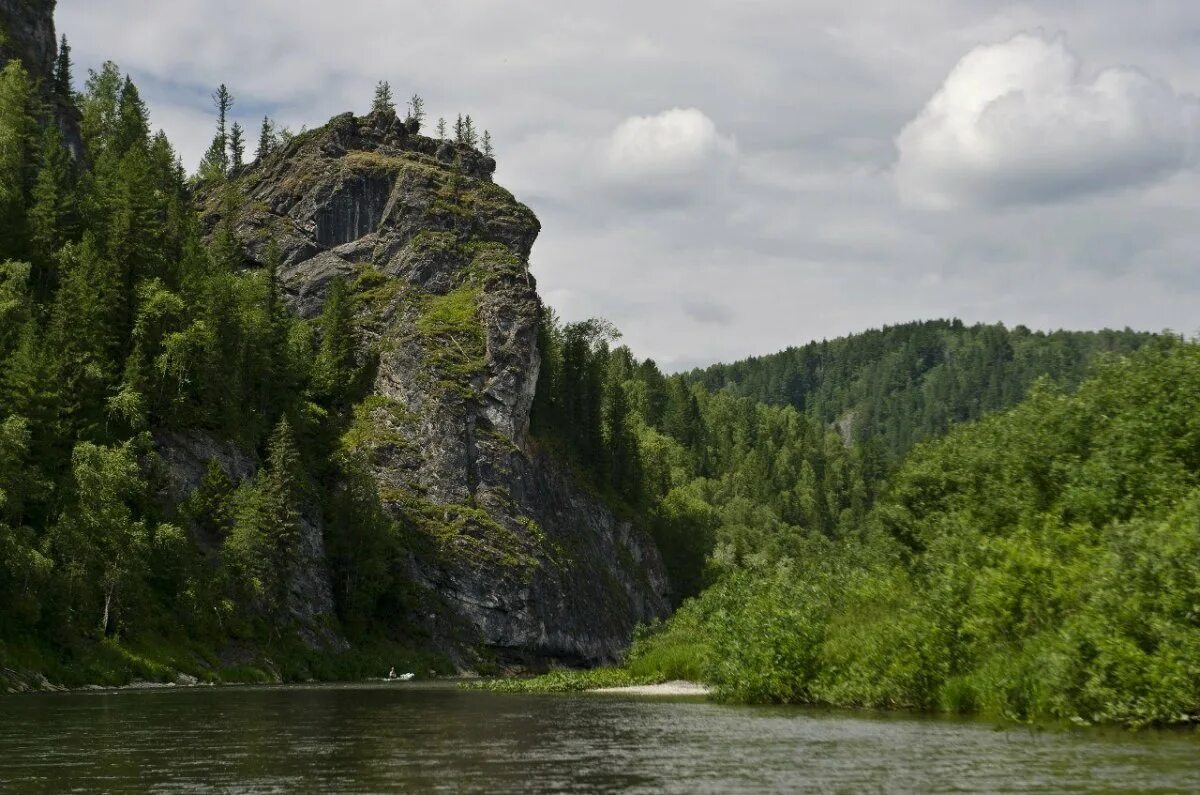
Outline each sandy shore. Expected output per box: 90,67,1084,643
592,680,711,696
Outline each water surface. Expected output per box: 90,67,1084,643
0,683,1196,793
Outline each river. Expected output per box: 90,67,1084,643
0,683,1196,793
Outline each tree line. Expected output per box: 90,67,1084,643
0,55,398,663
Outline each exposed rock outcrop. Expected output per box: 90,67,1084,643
205,111,670,665
0,0,83,157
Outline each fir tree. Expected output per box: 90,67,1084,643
200,84,233,178
53,35,73,100
462,115,478,148
0,61,36,262
436,117,447,141
29,123,77,279
482,129,493,158
256,116,276,160
312,278,358,405
371,81,395,116
112,76,149,157
228,122,245,170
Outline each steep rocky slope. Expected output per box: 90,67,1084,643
204,111,671,665
0,0,82,156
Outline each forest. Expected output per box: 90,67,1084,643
3,40,1196,728
0,54,434,681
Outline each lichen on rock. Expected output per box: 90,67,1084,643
202,110,670,666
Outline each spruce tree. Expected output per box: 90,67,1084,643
482,129,493,158
256,116,275,160
454,114,464,144
0,61,36,262
371,81,395,115
462,115,478,148
53,35,73,100
436,117,447,141
229,122,245,170
113,76,149,157
29,123,77,280
200,84,233,178
312,278,358,405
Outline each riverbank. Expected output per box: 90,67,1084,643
0,635,453,695
593,680,711,696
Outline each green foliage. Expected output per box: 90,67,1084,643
466,667,664,693
372,81,395,116
689,319,1153,463
0,60,36,261
414,282,486,388
635,339,1200,727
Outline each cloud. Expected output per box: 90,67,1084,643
55,0,1200,369
604,107,737,181
895,32,1200,209
682,299,735,326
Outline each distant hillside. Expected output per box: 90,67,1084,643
686,320,1155,459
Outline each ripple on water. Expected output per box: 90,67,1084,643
0,684,1197,793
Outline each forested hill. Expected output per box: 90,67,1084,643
0,0,670,688
687,320,1154,459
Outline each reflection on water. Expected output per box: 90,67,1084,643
0,683,1196,793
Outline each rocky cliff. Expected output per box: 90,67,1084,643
0,0,82,157
204,111,671,665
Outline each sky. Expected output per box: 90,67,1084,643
57,0,1200,371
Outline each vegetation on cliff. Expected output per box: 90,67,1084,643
0,53,469,684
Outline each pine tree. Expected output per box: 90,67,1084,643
436,117,447,141
454,114,464,144
256,116,276,160
53,35,73,100
371,81,395,115
482,129,493,158
228,122,245,170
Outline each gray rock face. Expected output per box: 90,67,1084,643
0,0,83,158
207,111,670,665
0,0,55,78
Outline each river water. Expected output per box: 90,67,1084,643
0,683,1196,793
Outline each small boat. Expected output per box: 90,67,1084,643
382,672,416,682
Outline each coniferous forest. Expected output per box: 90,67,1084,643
3,22,1200,733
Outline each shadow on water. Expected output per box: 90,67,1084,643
0,683,1197,793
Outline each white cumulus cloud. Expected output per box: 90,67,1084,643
895,32,1200,209
604,107,737,181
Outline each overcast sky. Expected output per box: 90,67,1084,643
57,0,1200,370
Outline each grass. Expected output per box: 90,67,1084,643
412,283,487,390
464,667,666,694
0,632,454,692
340,395,413,459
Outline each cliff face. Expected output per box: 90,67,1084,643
208,112,670,665
0,0,55,77
0,0,82,157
